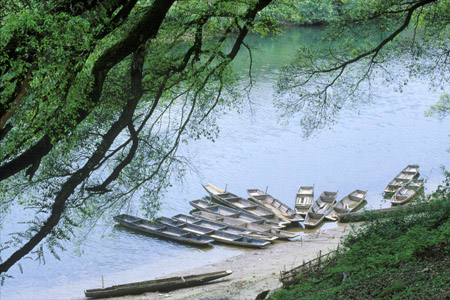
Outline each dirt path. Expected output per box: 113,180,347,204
110,224,351,300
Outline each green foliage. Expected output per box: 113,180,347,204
270,173,450,299
426,94,450,119
276,0,450,137
0,0,281,274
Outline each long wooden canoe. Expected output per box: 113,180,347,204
383,165,420,195
304,191,338,228
159,217,270,248
191,210,300,240
202,183,289,226
113,214,213,246
325,190,367,221
84,270,232,298
295,186,314,216
190,199,284,228
391,179,424,205
247,189,304,223
172,214,277,241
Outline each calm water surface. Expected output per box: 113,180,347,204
2,27,450,300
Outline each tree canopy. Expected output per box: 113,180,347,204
277,0,450,136
0,0,274,275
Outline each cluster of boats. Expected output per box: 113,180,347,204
294,186,368,228
113,184,303,248
383,164,424,204
114,183,370,248
114,166,423,248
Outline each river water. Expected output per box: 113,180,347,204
2,27,450,300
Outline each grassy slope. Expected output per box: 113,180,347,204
270,187,450,300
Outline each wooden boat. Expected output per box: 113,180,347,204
325,190,367,221
247,189,304,223
383,165,420,194
158,217,270,248
113,214,213,246
191,210,300,240
383,178,406,195
190,199,284,228
202,183,289,226
84,270,232,298
294,185,314,216
304,191,338,228
391,179,424,205
172,214,277,241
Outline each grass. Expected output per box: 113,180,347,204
270,181,450,300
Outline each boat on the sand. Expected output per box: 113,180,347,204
84,270,232,298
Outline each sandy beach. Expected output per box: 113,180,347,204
104,223,352,300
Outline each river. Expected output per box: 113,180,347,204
2,26,450,300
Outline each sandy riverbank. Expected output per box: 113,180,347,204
102,223,353,300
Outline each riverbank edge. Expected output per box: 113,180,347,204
90,224,352,300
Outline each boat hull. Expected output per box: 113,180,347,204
84,270,232,298
114,214,213,246
158,217,270,248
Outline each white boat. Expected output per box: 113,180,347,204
295,186,314,216
383,165,419,195
247,189,304,223
391,179,424,205
325,190,367,221
304,191,338,228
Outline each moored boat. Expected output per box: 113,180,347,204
325,190,367,221
304,191,338,228
391,179,424,205
295,186,314,216
247,189,304,223
158,217,270,248
383,165,420,195
114,214,213,246
172,214,277,241
190,199,284,228
191,210,300,239
202,183,289,226
84,270,232,298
